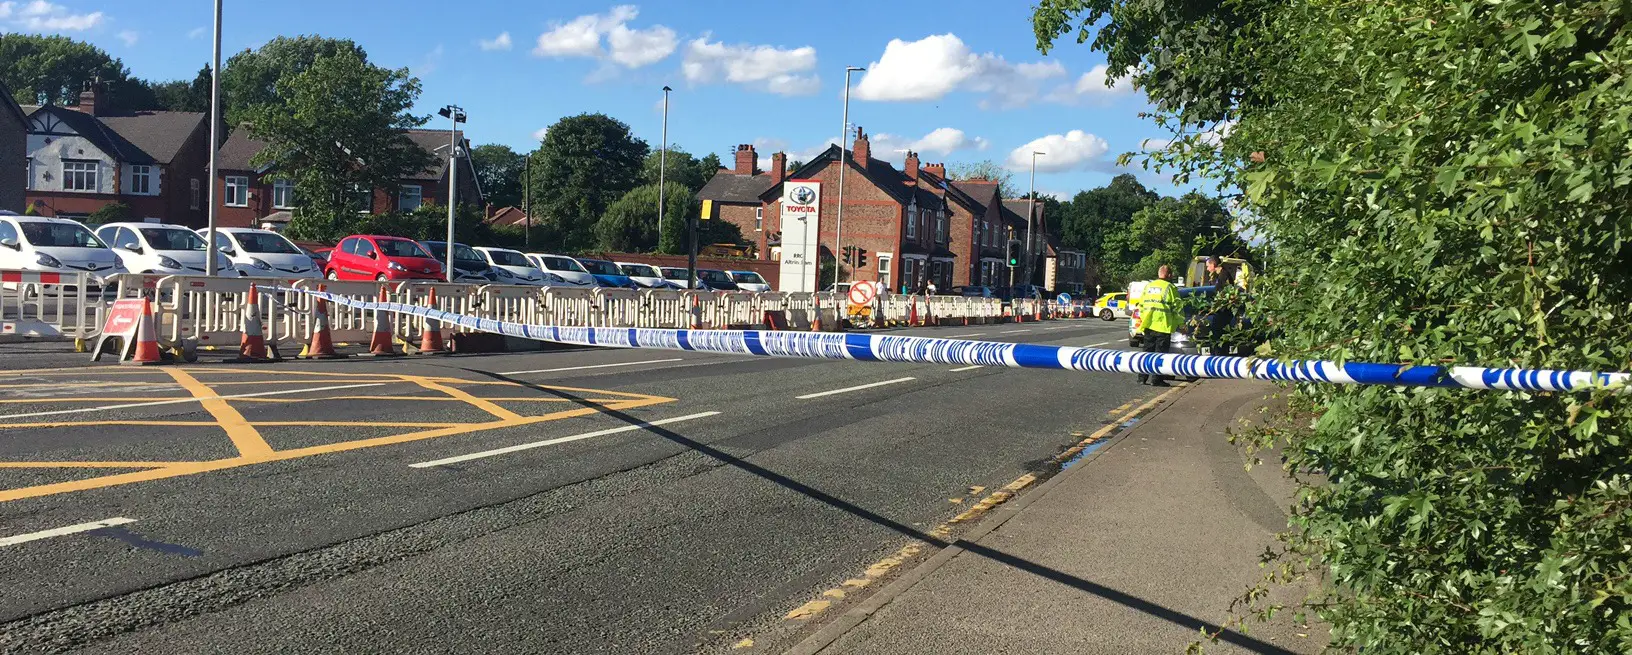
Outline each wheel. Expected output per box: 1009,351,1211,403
376,274,388,282
326,270,339,281
1099,308,1114,321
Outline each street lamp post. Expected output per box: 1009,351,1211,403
204,0,223,276
833,65,864,318
1025,151,1045,287
658,86,671,251
439,105,467,283
523,153,531,249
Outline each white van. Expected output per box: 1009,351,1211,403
475,247,552,286
0,213,124,287
200,227,320,280
95,222,236,276
524,253,597,287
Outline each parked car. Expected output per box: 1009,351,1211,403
200,227,320,280
575,258,638,288
728,270,771,292
419,241,498,283
325,235,443,281
525,253,598,287
1093,292,1129,321
0,214,123,280
95,222,236,276
615,261,673,289
300,246,332,270
474,247,554,286
951,285,995,298
658,266,700,289
696,268,739,291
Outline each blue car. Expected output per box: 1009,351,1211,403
574,257,638,288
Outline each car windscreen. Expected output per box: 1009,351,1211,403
234,232,300,254
660,268,688,280
578,259,620,276
730,272,765,284
698,269,731,283
620,264,657,278
488,250,531,267
378,239,430,258
21,222,104,248
542,256,587,273
140,228,207,251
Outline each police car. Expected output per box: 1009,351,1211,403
1092,292,1129,321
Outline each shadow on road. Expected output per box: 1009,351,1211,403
459,366,1298,655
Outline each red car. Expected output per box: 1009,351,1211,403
325,235,444,281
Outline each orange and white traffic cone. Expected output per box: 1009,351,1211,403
417,288,448,355
299,287,345,359
363,285,402,357
121,296,165,366
689,294,703,330
232,284,277,363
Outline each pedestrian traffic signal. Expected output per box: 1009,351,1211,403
1006,239,1021,267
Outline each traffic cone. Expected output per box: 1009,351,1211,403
416,288,448,355
363,285,402,357
121,296,165,366
231,284,277,363
689,294,704,330
299,287,345,359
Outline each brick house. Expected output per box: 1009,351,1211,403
21,86,210,225
1001,199,1086,294
697,143,782,257
213,126,482,231
0,80,27,213
918,164,1008,288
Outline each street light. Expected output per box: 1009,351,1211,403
1025,151,1045,287
438,104,467,283
833,65,864,309
658,86,671,251
204,0,223,276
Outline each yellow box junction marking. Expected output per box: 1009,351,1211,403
0,367,675,503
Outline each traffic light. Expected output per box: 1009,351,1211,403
1006,239,1021,267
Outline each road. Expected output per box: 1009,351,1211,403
0,319,1150,654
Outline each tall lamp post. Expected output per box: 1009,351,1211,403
439,105,467,283
658,86,671,250
204,0,223,276
1025,150,1045,287
833,65,864,312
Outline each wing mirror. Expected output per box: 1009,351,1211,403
120,244,142,254
368,251,379,259
0,238,18,250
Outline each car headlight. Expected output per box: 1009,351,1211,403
35,253,62,268
388,261,407,272
249,258,272,271
158,256,181,269
544,273,563,283
495,267,514,278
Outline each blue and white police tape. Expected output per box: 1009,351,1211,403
290,287,1630,394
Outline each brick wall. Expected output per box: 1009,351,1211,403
162,120,210,227
768,158,904,290
715,202,765,258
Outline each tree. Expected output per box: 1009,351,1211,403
0,34,129,107
248,49,429,242
948,160,1017,197
639,147,719,194
1037,1,1632,651
1057,173,1158,260
220,36,368,125
85,202,133,226
595,182,694,253
147,67,211,113
1098,191,1230,286
528,113,649,252
470,144,525,209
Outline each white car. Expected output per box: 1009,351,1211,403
0,213,124,288
95,222,236,276
728,270,771,292
199,227,320,280
525,253,597,287
475,247,553,286
615,262,673,289
658,266,700,289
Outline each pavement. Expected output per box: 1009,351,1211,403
797,379,1328,655
1,318,1198,654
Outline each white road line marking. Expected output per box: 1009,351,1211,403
1,518,136,548
409,411,721,468
942,333,983,339
1044,326,1068,331
999,329,1033,335
796,377,917,400
499,358,684,375
0,383,388,421
1085,341,1113,348
949,365,983,372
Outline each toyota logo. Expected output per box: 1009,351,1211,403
791,186,816,205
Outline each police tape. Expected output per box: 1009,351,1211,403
287,287,1630,394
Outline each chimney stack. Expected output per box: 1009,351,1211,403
924,162,946,180
771,152,787,185
904,151,921,181
851,127,870,171
73,80,101,117
734,143,757,175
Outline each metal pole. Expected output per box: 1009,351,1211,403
658,86,670,251
1026,151,1043,287
445,113,457,282
686,205,697,289
204,0,222,276
833,66,861,294
523,153,531,249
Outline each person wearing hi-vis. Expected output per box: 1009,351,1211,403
1135,265,1181,387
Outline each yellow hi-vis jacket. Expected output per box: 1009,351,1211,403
1137,279,1180,334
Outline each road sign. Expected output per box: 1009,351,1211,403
778,179,822,293
1056,293,1072,305
848,281,879,306
101,299,145,338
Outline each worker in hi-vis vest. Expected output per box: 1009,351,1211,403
1135,265,1181,387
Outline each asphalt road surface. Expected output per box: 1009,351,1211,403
0,319,1150,654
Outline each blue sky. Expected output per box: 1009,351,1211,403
5,0,1182,199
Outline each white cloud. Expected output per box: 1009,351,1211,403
910,127,975,156
1,0,103,31
852,33,1065,108
418,45,445,76
1006,130,1112,173
116,29,137,46
1140,137,1172,152
479,31,512,52
187,26,205,39
533,127,550,141
973,136,990,151
681,37,819,96
860,127,985,165
532,5,676,69
1073,64,1134,97
1198,119,1235,147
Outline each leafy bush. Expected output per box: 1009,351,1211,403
84,201,133,226
1036,0,1632,651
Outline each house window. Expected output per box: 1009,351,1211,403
935,210,947,244
399,185,423,212
62,161,98,192
877,253,893,290
191,179,201,209
754,206,763,232
272,180,295,209
352,185,373,214
225,176,250,207
128,165,154,195
905,207,917,239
